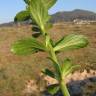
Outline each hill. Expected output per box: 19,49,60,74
51,9,96,23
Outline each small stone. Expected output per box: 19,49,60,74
91,92,96,96
79,81,86,86
42,92,52,96
89,77,96,82
68,84,83,96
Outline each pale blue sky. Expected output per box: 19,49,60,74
0,0,96,24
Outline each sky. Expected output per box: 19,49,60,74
0,0,96,24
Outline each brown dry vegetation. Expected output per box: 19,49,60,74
0,23,96,96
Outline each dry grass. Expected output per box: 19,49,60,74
0,23,96,96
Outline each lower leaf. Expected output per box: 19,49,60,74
42,69,56,79
47,84,59,95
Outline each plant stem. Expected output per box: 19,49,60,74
60,80,70,96
45,34,58,62
43,29,70,96
46,34,70,96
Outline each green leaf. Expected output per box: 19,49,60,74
11,37,46,55
14,10,30,22
61,58,72,73
54,34,88,52
24,0,57,9
50,39,55,47
24,0,30,4
64,64,80,77
47,84,59,95
42,69,56,79
29,0,50,34
61,58,80,77
32,26,41,37
48,57,61,80
32,26,41,32
45,23,53,31
42,0,57,9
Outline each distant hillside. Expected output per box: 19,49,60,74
51,9,96,23
0,21,30,27
0,9,96,27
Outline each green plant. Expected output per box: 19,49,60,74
11,0,88,96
